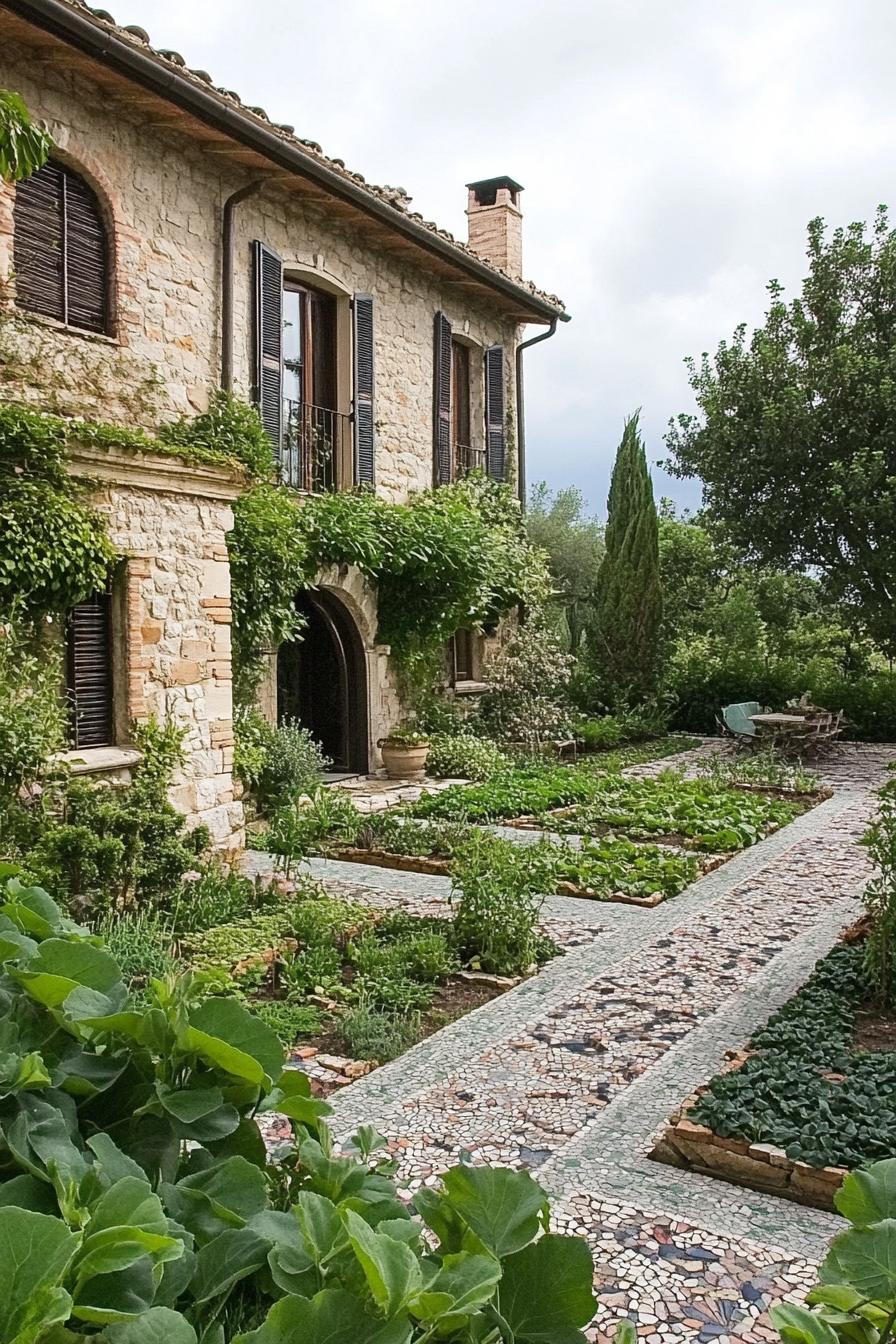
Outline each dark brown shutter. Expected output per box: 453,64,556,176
66,590,114,749
253,239,283,452
433,311,452,485
65,171,108,333
352,294,375,485
485,345,506,480
14,162,66,324
14,161,108,333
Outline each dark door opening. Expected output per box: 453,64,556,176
277,590,369,774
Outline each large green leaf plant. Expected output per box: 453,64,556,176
0,867,596,1343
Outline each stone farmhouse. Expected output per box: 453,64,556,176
0,0,567,848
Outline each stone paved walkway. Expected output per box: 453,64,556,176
305,742,893,1343
247,743,892,1339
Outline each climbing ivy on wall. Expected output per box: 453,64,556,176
0,404,115,616
0,393,550,706
229,472,550,702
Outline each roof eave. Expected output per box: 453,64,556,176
2,0,569,324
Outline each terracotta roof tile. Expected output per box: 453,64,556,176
60,0,566,313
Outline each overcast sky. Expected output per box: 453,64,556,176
135,0,896,517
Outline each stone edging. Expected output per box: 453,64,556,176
650,1053,846,1212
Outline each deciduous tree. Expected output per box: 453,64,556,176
666,208,896,654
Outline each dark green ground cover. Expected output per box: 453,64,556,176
691,943,896,1168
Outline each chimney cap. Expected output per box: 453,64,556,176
466,175,524,198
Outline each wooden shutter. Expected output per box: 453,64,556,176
253,239,283,451
433,312,452,485
13,162,65,323
485,345,506,480
64,171,108,333
352,294,376,485
14,161,108,333
66,590,114,749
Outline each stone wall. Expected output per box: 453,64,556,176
0,31,522,502
68,443,246,849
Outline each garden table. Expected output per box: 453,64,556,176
749,713,806,729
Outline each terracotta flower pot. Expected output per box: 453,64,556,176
380,740,430,780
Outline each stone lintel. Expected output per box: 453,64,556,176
66,440,246,502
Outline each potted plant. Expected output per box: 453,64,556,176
378,722,431,779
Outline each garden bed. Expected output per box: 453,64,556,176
650,941,896,1209
493,776,810,854
323,840,717,906
177,883,548,1075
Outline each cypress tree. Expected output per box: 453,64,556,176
590,412,663,702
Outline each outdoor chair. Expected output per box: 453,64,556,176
719,701,760,748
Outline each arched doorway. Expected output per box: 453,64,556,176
277,590,369,775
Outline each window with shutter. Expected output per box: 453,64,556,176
452,629,475,682
352,294,375,485
253,239,283,450
433,312,452,485
14,160,110,334
485,345,507,481
66,589,114,749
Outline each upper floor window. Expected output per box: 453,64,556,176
433,312,505,484
282,280,339,492
14,160,110,334
253,239,375,491
451,340,482,480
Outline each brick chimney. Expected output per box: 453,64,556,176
466,176,524,280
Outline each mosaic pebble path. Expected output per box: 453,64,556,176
251,742,894,1341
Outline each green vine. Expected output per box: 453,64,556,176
229,471,550,702
0,394,549,713
0,404,115,615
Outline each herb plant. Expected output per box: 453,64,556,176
450,832,559,976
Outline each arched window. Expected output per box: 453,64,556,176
14,160,110,334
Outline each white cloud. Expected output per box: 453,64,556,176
132,0,896,513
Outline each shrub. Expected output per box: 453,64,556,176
450,831,559,975
862,776,896,1006
284,943,344,997
256,717,330,809
477,619,574,747
667,646,896,742
0,614,67,811
233,703,276,792
21,718,206,917
94,907,176,986
265,788,361,874
427,732,511,781
576,716,624,751
340,997,422,1061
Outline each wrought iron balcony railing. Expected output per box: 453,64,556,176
280,400,350,493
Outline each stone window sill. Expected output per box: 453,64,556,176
453,680,490,696
55,746,142,777
8,308,121,347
